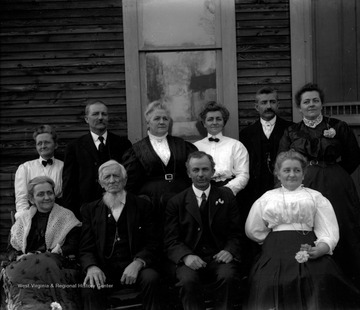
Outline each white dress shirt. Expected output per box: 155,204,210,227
194,132,249,195
14,156,63,218
148,131,171,165
90,131,108,150
245,186,339,254
192,184,211,207
260,116,276,139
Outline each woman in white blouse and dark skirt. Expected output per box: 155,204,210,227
245,150,360,309
194,101,249,196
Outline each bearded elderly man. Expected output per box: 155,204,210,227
164,151,245,310
79,160,161,310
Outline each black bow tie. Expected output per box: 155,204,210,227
208,137,220,142
42,159,53,167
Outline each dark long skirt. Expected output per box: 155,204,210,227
304,163,360,288
3,252,81,310
245,231,360,310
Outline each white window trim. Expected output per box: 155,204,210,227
123,0,238,143
290,0,313,122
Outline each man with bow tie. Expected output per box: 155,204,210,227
80,160,162,310
14,124,63,219
62,100,132,219
164,151,245,310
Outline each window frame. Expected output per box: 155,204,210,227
123,0,238,142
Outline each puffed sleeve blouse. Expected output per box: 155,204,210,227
245,186,339,254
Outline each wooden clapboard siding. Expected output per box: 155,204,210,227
235,0,292,128
0,0,126,251
0,0,293,252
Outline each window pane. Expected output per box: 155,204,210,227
145,51,217,139
140,0,216,48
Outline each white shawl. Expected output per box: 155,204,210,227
10,203,81,253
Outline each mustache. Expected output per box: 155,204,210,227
265,108,275,113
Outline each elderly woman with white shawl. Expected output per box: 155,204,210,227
2,176,81,310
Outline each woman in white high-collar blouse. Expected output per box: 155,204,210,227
194,101,249,196
14,125,63,219
278,83,360,289
245,150,360,309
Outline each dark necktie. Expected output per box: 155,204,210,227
208,137,219,142
42,158,53,167
200,192,207,212
98,136,105,153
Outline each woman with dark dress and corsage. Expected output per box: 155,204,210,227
2,176,81,310
122,100,197,222
278,83,360,288
245,150,360,310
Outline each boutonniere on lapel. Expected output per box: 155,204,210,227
215,198,224,205
323,115,336,138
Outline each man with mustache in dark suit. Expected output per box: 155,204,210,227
239,86,293,215
238,86,293,270
62,101,132,219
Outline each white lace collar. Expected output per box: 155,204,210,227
303,114,323,128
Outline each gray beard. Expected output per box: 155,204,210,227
103,192,123,210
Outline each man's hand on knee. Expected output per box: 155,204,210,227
121,260,143,285
84,265,106,289
213,250,233,264
183,254,207,270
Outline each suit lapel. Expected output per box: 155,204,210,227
94,200,107,256
82,132,99,162
208,187,221,227
125,194,137,254
106,132,116,159
252,121,263,161
272,118,286,141
185,189,202,226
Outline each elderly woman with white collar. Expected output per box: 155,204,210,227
4,176,81,310
123,100,197,220
194,101,249,196
14,124,63,219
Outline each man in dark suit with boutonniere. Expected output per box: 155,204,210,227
62,100,132,219
164,151,245,310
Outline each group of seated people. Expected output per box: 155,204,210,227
2,82,360,310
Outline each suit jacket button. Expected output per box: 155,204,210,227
198,227,201,231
